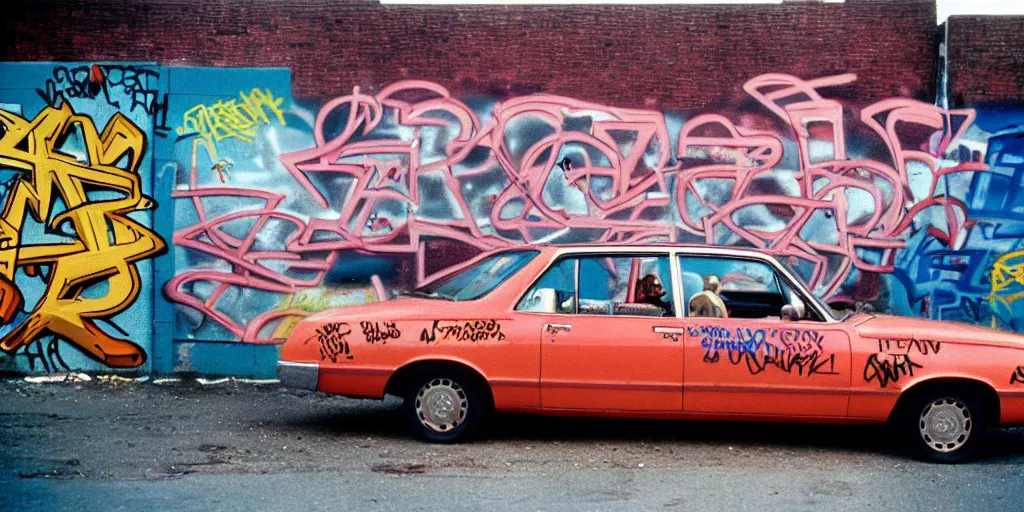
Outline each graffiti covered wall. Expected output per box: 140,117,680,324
157,68,384,376
160,72,1024,350
0,63,165,374
895,104,1024,331
1,60,1022,376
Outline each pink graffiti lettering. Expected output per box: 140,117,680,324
167,74,988,342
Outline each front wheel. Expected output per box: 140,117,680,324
404,371,487,443
897,390,986,463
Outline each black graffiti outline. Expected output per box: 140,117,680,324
36,65,171,137
18,337,71,373
1011,366,1024,385
360,321,401,344
876,338,942,356
863,353,922,388
741,343,838,377
305,322,353,362
692,325,837,377
419,319,506,344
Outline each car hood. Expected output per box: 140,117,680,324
850,313,1024,349
303,296,509,323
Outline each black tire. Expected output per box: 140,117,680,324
895,388,986,463
403,369,488,443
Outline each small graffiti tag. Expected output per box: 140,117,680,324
688,325,837,377
863,353,922,388
360,321,401,344
1011,366,1024,385
306,322,353,362
875,339,941,355
861,338,940,388
17,337,72,373
37,64,171,136
420,320,506,344
177,88,286,149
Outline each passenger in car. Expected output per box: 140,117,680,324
634,274,673,316
688,275,728,318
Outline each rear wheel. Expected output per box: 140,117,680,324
897,389,986,463
404,370,487,443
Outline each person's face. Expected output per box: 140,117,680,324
649,278,665,298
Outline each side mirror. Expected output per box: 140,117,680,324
781,294,806,321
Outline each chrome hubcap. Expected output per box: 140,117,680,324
919,398,972,453
414,378,468,433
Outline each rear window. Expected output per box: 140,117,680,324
414,250,540,301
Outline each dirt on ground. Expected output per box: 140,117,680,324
3,376,1024,484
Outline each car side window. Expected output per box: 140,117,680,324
516,258,577,314
679,256,787,319
578,256,674,317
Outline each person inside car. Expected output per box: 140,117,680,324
634,274,673,316
688,274,728,318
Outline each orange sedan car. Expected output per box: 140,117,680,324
278,245,1024,462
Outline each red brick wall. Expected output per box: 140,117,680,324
946,16,1024,106
3,0,937,108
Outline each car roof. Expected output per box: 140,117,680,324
515,243,779,259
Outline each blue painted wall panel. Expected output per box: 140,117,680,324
0,62,163,374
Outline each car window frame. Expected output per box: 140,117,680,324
513,255,580,314
772,265,828,322
514,251,681,319
676,253,826,322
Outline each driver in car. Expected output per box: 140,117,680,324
635,274,673,316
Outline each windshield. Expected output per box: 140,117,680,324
773,256,835,320
412,250,540,301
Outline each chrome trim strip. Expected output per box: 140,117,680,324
543,380,680,393
848,388,902,397
318,366,393,377
573,258,580,315
684,384,850,396
489,378,540,388
278,361,319,367
276,361,319,391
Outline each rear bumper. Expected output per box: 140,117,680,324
277,361,319,391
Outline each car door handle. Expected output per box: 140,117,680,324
545,323,572,333
653,327,686,334
653,326,685,342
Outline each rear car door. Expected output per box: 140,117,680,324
678,255,851,417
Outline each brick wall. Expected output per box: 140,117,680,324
3,0,937,108
946,15,1024,107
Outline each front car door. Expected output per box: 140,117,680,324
678,254,852,418
517,251,685,412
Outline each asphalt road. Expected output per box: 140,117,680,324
2,378,1023,511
